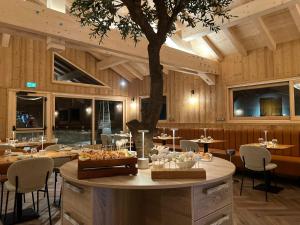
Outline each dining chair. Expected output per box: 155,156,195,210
239,145,277,201
4,157,54,224
44,144,71,206
180,140,199,152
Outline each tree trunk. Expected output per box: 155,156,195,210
127,43,163,157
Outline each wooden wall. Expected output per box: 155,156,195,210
0,35,130,96
0,35,132,140
130,71,217,124
217,39,300,121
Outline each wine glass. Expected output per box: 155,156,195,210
258,138,264,145
31,148,37,155
272,139,278,147
4,149,11,156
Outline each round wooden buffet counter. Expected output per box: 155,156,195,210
60,157,235,225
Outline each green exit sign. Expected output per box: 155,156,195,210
26,82,37,88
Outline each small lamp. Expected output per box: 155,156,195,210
137,130,149,169
171,128,178,152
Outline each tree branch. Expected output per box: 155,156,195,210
122,0,156,42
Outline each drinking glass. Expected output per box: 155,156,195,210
4,149,11,155
258,138,264,144
272,139,278,147
31,148,37,154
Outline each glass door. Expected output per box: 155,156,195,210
54,96,92,146
15,92,47,140
94,100,124,144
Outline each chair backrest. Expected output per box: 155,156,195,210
7,157,54,193
239,145,272,171
44,144,62,151
180,140,199,152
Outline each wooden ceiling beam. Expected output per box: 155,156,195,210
0,0,219,75
1,33,11,48
97,56,128,70
253,17,276,51
181,0,300,41
110,65,134,82
129,62,149,76
121,63,144,80
47,36,65,52
289,3,300,32
202,36,224,61
223,27,247,56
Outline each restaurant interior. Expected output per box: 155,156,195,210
0,0,300,225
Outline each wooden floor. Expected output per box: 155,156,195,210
0,174,299,225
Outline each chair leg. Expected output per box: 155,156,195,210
46,187,52,225
0,182,4,218
31,192,35,211
240,169,244,196
58,186,62,208
53,171,58,204
4,191,9,222
23,193,26,203
37,191,39,214
252,172,255,189
264,171,268,202
13,192,17,223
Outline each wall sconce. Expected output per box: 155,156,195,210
54,110,59,117
189,89,197,104
130,97,136,108
85,107,92,115
120,80,127,87
116,103,123,112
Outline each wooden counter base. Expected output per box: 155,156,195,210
60,158,235,225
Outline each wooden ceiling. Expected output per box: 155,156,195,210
2,0,300,84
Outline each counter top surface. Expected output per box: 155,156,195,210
60,157,235,189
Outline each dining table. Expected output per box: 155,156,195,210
244,143,294,150
153,136,182,145
0,140,56,149
0,149,78,225
191,139,226,153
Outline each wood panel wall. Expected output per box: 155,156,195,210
0,35,132,140
0,35,130,96
130,71,217,124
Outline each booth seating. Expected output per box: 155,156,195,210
155,128,300,177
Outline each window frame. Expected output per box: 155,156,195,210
52,53,111,89
227,80,292,121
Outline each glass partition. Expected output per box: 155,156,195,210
16,95,45,129
294,82,300,116
54,97,92,145
94,100,124,144
232,83,290,118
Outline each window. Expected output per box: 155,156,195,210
54,97,92,145
94,100,124,144
294,82,300,116
53,54,105,87
16,94,45,129
232,83,290,118
141,96,167,120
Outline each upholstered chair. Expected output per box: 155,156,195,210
4,158,54,224
239,145,277,201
